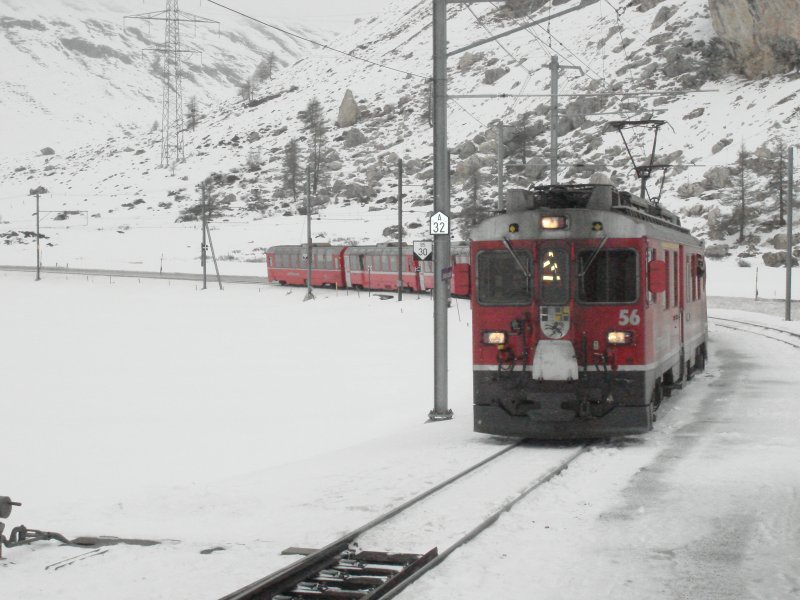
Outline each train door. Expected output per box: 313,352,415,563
533,243,573,378
664,246,681,382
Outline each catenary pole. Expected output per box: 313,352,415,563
35,191,41,281
398,159,403,302
549,56,558,184
431,0,452,420
545,56,582,184
304,165,315,302
786,147,794,321
28,186,46,281
497,121,504,210
201,182,207,290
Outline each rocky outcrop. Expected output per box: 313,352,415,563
762,251,798,267
457,52,483,71
709,0,800,77
336,89,359,127
705,243,730,258
343,128,367,148
483,67,509,84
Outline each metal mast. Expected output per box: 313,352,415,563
125,1,218,168
162,1,184,167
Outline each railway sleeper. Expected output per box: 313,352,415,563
249,547,437,600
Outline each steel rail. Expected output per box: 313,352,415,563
0,265,264,285
709,316,800,350
379,445,588,600
219,441,523,600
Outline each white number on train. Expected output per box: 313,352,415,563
618,309,640,326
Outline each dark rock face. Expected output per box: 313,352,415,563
709,0,800,77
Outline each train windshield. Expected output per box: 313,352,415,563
578,249,638,303
477,250,533,306
540,248,569,305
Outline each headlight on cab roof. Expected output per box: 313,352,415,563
607,331,633,345
540,216,567,230
482,331,507,345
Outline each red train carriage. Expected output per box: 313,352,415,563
266,245,347,288
266,243,472,297
418,242,470,296
470,182,707,439
344,245,419,291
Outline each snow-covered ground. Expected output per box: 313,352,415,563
2,265,800,599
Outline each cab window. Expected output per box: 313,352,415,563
476,250,533,306
578,249,638,303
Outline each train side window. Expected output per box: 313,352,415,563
577,249,638,304
646,248,656,305
476,250,533,306
664,252,671,308
540,248,569,305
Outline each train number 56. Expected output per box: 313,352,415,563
618,309,640,326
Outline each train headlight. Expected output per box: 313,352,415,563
541,216,567,230
482,331,508,345
607,331,633,345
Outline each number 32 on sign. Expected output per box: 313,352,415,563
430,211,449,235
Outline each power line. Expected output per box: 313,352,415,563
450,98,487,128
465,5,534,77
491,1,602,82
206,0,428,81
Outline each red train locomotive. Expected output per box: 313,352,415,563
470,180,707,439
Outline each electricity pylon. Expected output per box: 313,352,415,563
125,1,218,168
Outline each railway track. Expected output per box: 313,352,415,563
219,443,588,600
0,264,265,285
709,316,800,350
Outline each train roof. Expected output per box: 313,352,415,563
505,184,686,232
471,184,701,248
267,244,346,255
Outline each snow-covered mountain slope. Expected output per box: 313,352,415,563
2,0,800,274
0,0,320,157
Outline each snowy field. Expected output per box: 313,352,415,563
2,268,800,599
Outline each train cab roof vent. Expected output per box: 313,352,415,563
615,191,684,229
506,184,615,211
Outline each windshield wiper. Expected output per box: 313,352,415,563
578,235,608,279
502,237,532,280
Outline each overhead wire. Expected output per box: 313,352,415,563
603,0,660,181
463,3,539,121
205,0,429,81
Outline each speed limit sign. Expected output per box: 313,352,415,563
413,241,433,261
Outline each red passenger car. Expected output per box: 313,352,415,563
343,245,420,291
266,245,347,288
266,243,472,297
470,182,707,439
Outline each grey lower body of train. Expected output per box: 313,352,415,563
473,369,654,439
